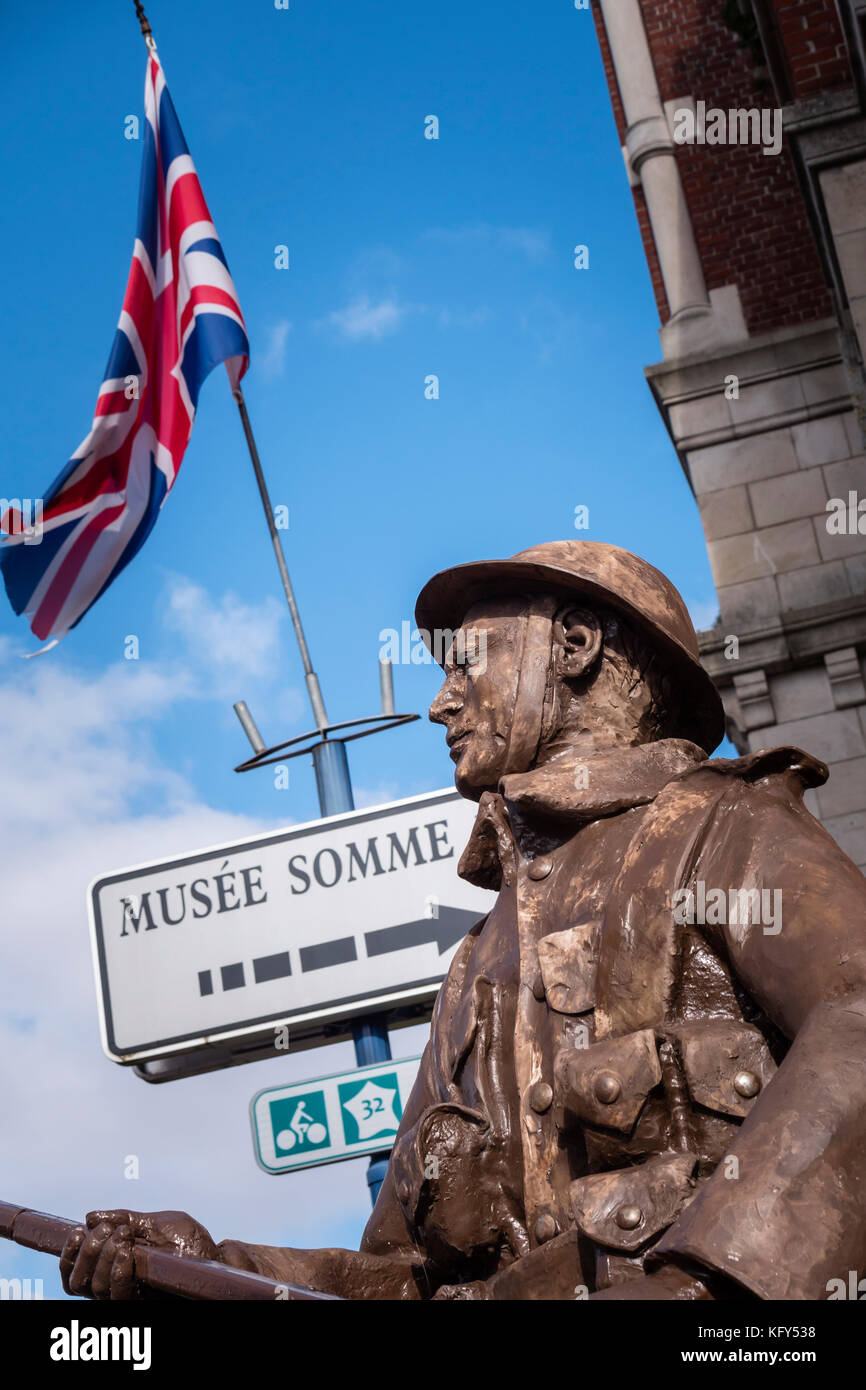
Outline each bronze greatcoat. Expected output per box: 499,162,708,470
221,737,866,1300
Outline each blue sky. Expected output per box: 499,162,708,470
1,0,726,1298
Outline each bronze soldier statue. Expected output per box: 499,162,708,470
58,541,866,1300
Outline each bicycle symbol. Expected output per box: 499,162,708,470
275,1100,328,1151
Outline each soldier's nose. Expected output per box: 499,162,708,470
429,678,462,725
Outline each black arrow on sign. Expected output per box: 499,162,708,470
364,906,481,959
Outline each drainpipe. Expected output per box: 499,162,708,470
598,0,711,324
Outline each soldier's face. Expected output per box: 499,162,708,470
429,599,526,799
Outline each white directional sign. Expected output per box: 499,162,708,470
89,789,491,1064
251,1056,422,1174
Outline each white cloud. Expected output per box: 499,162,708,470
163,577,288,697
258,319,292,378
325,296,407,341
0,629,382,1297
496,227,551,260
351,779,402,810
0,639,194,835
423,223,551,262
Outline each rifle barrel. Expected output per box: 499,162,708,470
0,1200,339,1301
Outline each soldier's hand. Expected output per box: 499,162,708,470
60,1209,220,1300
432,1280,490,1300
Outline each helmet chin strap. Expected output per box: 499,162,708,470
502,596,558,775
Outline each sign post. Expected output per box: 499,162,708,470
297,734,394,1205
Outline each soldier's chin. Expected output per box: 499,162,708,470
453,745,500,802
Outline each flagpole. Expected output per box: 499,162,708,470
129,1,329,737
231,386,329,732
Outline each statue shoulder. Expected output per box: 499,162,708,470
671,744,866,891
677,744,828,799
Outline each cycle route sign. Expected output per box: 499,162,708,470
251,1055,422,1173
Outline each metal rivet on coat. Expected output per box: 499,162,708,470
534,1214,558,1244
529,1081,554,1114
527,857,552,880
733,1070,761,1098
593,1071,622,1104
531,972,546,1001
398,1181,410,1204
615,1205,643,1231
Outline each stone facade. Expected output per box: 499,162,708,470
592,0,866,868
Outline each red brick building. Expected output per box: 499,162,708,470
592,0,866,868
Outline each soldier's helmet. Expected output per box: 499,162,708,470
415,539,726,755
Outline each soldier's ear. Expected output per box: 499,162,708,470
557,606,603,679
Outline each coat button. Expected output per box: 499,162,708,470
593,1071,622,1104
615,1205,643,1230
528,857,552,880
529,1081,553,1114
733,1070,761,1098
534,1214,558,1244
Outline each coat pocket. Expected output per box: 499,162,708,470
554,1027,662,1133
538,921,600,1014
672,1019,777,1119
569,1151,698,1252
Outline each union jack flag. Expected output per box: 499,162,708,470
1,52,249,644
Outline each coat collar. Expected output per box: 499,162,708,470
458,739,707,890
